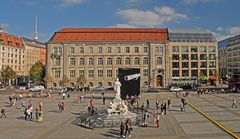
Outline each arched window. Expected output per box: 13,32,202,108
79,58,84,65
134,57,140,65
107,57,112,65
157,57,162,65
98,82,103,87
70,58,75,65
89,58,94,65
125,57,130,65
107,82,112,86
143,57,148,64
116,57,121,65
98,58,103,65
89,82,93,87
144,81,148,87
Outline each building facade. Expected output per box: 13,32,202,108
47,28,168,88
218,39,229,78
168,29,219,86
0,32,26,76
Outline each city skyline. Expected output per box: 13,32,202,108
0,0,240,42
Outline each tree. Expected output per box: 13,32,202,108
0,66,16,85
44,74,53,88
59,75,70,87
29,61,45,84
76,75,86,87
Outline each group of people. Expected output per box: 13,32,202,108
22,100,43,122
58,101,65,112
120,119,133,138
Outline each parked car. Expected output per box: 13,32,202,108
29,86,44,92
170,86,183,92
147,88,160,92
67,87,75,91
94,86,105,92
105,87,114,91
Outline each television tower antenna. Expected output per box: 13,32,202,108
34,16,39,41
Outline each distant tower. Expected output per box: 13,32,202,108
34,16,39,41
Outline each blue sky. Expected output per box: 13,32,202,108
0,0,240,42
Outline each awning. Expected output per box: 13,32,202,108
209,75,216,80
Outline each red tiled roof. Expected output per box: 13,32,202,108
0,32,24,48
50,28,168,42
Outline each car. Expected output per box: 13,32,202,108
170,86,183,92
94,86,105,92
29,85,44,92
105,87,114,91
147,88,160,92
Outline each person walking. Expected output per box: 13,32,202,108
125,119,132,137
232,99,237,108
167,98,171,109
0,107,7,118
102,96,106,105
156,113,160,128
120,121,125,138
146,99,150,109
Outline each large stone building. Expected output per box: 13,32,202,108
218,34,240,78
168,29,219,86
47,28,168,88
0,32,26,76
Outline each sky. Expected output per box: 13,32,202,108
0,0,240,42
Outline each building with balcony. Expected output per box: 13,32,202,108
46,28,169,88
167,29,218,86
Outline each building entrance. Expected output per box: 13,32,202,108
157,75,163,87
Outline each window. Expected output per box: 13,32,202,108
89,58,94,65
144,47,148,53
54,47,58,54
200,46,207,52
107,70,112,77
107,82,112,86
116,57,121,65
134,57,140,65
209,54,215,60
172,54,179,60
58,47,62,55
143,57,148,64
70,58,75,65
182,54,189,60
107,58,112,65
55,59,60,66
191,62,198,68
172,46,179,52
98,70,103,77
79,70,84,76
191,70,198,77
70,70,75,78
172,62,179,68
182,70,189,77
98,47,102,53
200,54,207,60
182,62,189,68
210,61,215,68
55,69,61,78
156,47,163,53
209,69,216,75
125,57,130,65
88,70,94,77
157,57,162,64
79,58,84,65
70,47,75,54
172,70,179,77
98,58,103,65
200,69,207,76
98,82,103,87
117,47,121,53
135,47,139,53
107,47,112,53
209,46,215,53
191,46,198,52
89,47,93,53
143,69,148,76
200,62,207,68
80,47,84,53
89,82,93,87
191,54,198,60
181,46,188,52
126,47,130,53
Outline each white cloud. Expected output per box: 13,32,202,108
0,23,10,32
184,0,220,4
229,27,240,35
118,6,187,27
110,24,137,28
59,0,85,7
216,26,224,32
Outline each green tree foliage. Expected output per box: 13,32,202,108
29,61,45,84
76,75,86,86
59,75,70,87
0,65,16,84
